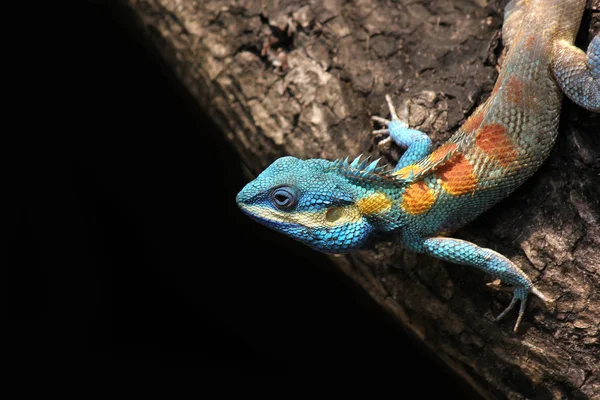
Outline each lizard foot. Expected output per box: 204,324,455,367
494,287,528,332
371,94,410,148
370,94,432,167
494,285,550,332
423,237,552,333
552,34,600,112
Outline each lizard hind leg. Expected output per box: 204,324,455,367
371,94,432,170
552,34,600,113
422,237,549,332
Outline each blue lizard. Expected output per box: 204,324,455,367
236,0,600,332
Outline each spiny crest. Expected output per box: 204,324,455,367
328,154,405,186
406,141,462,181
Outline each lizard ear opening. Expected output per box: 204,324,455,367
325,207,345,222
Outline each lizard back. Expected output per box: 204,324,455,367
393,0,588,237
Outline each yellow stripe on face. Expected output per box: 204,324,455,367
238,203,362,229
356,192,392,215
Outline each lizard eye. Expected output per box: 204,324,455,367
270,186,298,210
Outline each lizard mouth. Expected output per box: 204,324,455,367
237,202,362,254
237,202,294,229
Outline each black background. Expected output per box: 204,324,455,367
12,1,482,394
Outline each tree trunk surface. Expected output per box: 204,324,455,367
124,0,599,398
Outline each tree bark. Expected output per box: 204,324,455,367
124,0,600,398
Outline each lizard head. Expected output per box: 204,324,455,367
236,156,382,253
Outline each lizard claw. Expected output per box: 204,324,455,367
486,279,513,292
372,128,389,135
376,136,393,149
385,94,400,121
371,93,405,128
494,287,528,332
371,116,391,125
371,94,409,142
386,94,410,121
372,94,410,128
494,285,550,332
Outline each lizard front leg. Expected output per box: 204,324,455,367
371,95,432,170
422,237,549,332
552,34,600,112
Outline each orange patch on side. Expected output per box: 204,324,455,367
393,164,423,179
505,77,524,105
434,154,478,196
401,181,436,215
524,35,536,50
461,112,484,134
427,142,459,165
476,123,518,166
491,82,500,96
356,192,393,215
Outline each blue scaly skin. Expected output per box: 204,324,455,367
236,0,600,332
